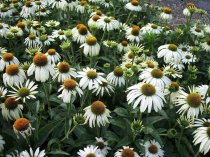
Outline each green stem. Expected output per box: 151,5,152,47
61,124,77,142
125,11,132,24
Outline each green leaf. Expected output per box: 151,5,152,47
48,150,70,155
143,116,166,125
113,107,129,117
115,136,133,148
37,120,62,146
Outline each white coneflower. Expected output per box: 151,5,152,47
13,118,34,138
92,81,114,97
125,0,142,12
0,23,9,37
177,116,194,128
84,100,111,128
24,34,41,47
122,51,136,62
0,86,7,98
20,1,36,18
45,49,61,66
127,82,165,113
8,80,38,103
196,85,210,104
53,61,77,82
140,51,154,61
103,40,118,48
27,53,55,82
0,6,13,18
126,25,142,43
77,67,107,90
45,20,60,28
193,125,210,155
157,44,182,64
139,68,171,90
169,62,185,71
0,52,19,71
58,79,83,103
78,145,102,157
52,29,67,40
160,7,173,21
204,24,210,34
164,82,184,104
100,0,113,8
107,67,125,87
0,97,23,121
94,137,111,156
9,26,23,37
88,14,101,28
128,43,144,54
183,3,196,17
182,52,196,64
117,40,129,53
36,7,51,16
76,0,89,14
3,64,26,87
140,60,159,70
47,0,68,10
20,147,46,157
163,66,182,79
144,140,164,157
201,38,210,52
114,146,140,157
90,10,104,17
67,0,78,11
72,24,92,44
175,86,204,118
80,36,100,57
141,23,162,35
97,16,119,31
39,34,55,46
34,0,47,10
119,22,129,32
190,26,204,37
193,118,210,128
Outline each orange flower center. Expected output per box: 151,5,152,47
86,36,97,45
121,40,128,46
131,26,140,36
122,148,134,157
148,144,158,154
47,49,56,55
2,53,14,61
91,100,106,115
64,79,77,90
78,26,88,35
151,69,163,78
57,62,70,73
33,53,48,66
14,118,30,131
16,21,25,28
163,7,172,14
92,15,100,21
87,70,98,79
4,97,18,110
131,0,139,6
186,93,202,108
146,61,155,68
114,67,123,77
6,64,19,75
141,84,156,96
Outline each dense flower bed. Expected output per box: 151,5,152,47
0,0,210,157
